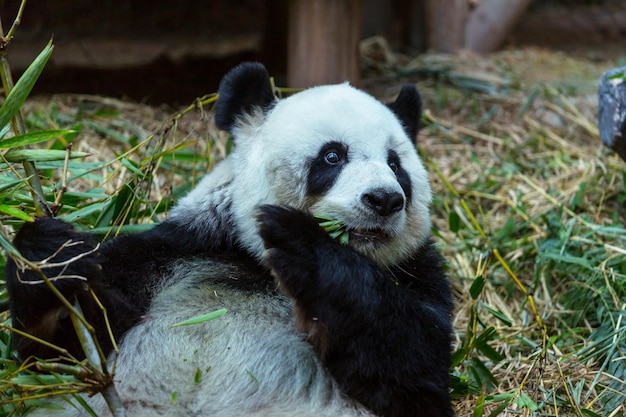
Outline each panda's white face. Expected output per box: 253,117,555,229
230,84,432,266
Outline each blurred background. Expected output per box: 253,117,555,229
1,0,625,104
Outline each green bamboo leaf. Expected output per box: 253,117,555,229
472,392,486,417
476,338,504,363
470,357,498,388
451,346,469,368
0,230,22,258
448,211,461,233
469,275,485,300
172,308,227,327
0,129,76,149
61,200,112,223
0,124,10,139
194,368,202,384
480,302,513,327
89,223,154,235
3,149,88,163
11,373,77,385
514,391,538,411
315,214,349,244
0,204,33,222
0,175,30,193
338,231,350,245
580,409,603,417
0,41,54,130
22,399,66,411
486,396,513,417
120,157,146,178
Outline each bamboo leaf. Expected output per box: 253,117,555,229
0,203,33,222
194,368,202,384
3,149,89,162
0,41,54,130
581,409,603,417
472,392,486,417
469,275,485,300
0,175,30,193
448,211,461,233
172,308,227,327
541,251,593,270
0,129,76,149
480,302,513,327
0,123,10,139
0,226,25,258
120,157,146,178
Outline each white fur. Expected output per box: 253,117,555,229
174,84,432,266
169,157,235,235
34,260,375,417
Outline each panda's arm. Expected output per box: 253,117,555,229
4,217,185,362
258,205,454,417
4,217,144,361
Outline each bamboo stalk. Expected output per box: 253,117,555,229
0,0,50,217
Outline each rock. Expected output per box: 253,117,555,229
598,66,626,161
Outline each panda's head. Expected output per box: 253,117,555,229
214,63,432,267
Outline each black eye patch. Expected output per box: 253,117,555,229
388,149,412,205
306,141,349,196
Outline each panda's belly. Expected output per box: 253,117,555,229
42,259,374,417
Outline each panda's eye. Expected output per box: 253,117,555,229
388,160,399,172
325,150,341,165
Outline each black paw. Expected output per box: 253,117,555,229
256,205,332,299
257,205,330,251
9,217,101,286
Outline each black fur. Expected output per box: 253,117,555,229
388,149,413,206
214,62,276,133
148,210,237,255
257,205,454,417
5,218,142,360
5,216,272,362
306,141,349,196
387,85,423,140
361,188,404,216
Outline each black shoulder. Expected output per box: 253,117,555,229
214,62,276,133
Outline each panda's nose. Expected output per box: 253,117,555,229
362,189,405,216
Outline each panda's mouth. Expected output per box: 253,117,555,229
349,228,390,241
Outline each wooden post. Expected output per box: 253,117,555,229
465,0,533,54
426,0,469,53
288,0,363,88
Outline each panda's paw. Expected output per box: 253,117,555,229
257,205,331,251
9,217,101,285
257,205,331,297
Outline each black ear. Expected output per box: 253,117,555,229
387,85,423,141
214,62,276,133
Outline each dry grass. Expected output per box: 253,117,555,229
1,46,626,416
404,49,625,416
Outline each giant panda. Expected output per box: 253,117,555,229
5,62,455,417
